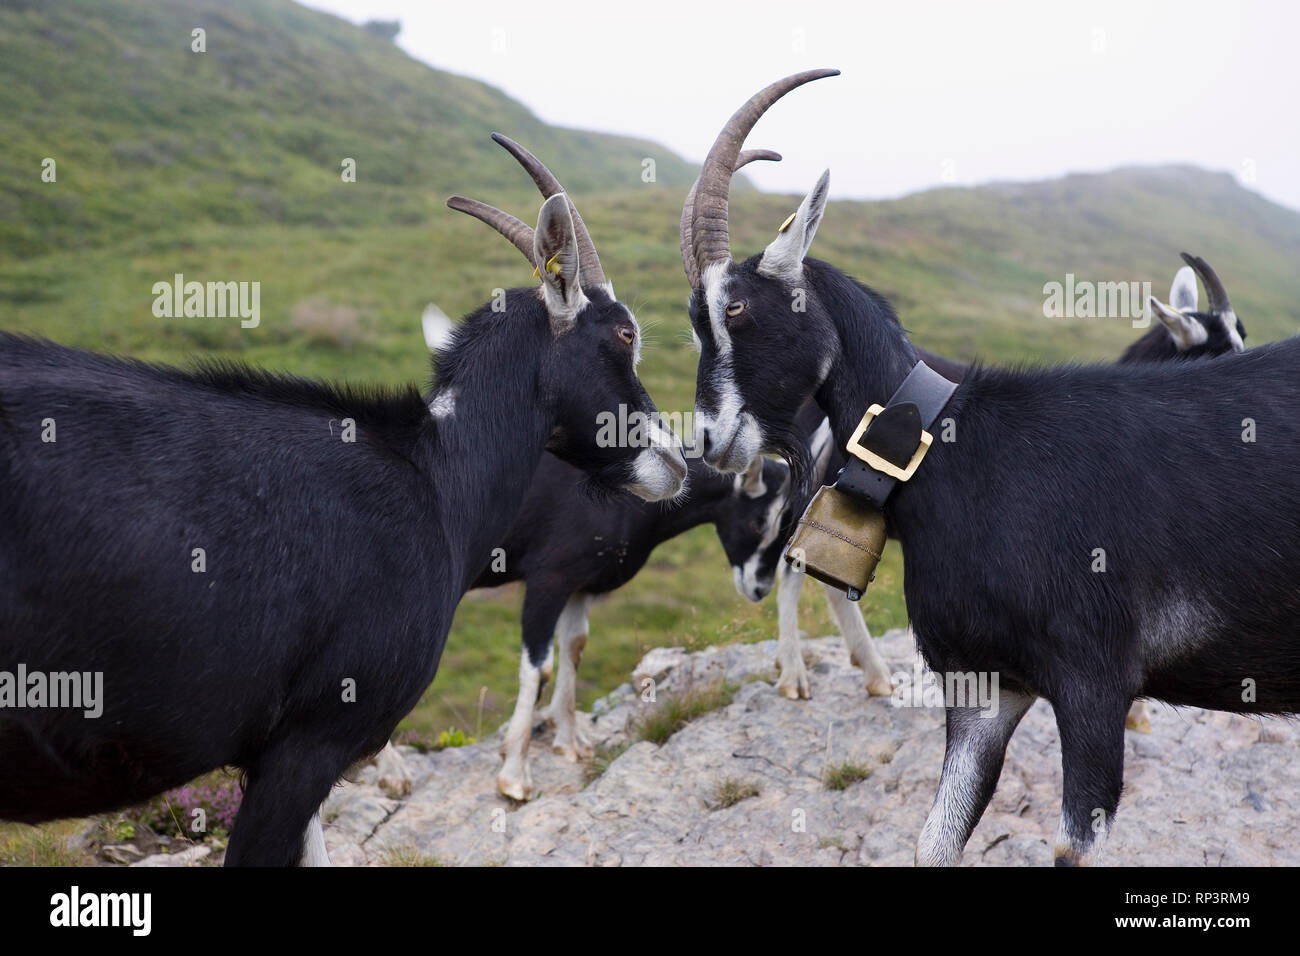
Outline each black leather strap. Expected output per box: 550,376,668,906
833,361,957,509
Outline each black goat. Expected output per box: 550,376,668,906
678,70,1296,866
0,143,684,865
766,263,1248,705
458,449,789,800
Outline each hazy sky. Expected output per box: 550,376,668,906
299,0,1300,210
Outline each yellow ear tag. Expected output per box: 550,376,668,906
778,212,797,234
532,266,540,278
545,253,562,275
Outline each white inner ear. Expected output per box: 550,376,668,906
421,303,455,353
1149,296,1207,351
533,195,588,329
757,169,831,282
1169,265,1199,313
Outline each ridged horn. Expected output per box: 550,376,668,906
680,149,782,290
446,195,536,266
491,132,607,288
1180,252,1233,315
684,69,839,287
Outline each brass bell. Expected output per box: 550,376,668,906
782,485,886,600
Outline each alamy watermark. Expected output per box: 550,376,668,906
596,405,700,457
152,273,260,328
0,664,103,718
1043,274,1153,328
890,658,1000,718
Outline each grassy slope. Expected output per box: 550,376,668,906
2,0,1300,857
0,0,705,259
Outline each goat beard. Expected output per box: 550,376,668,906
766,423,816,500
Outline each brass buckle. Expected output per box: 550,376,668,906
845,404,932,481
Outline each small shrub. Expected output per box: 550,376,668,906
383,847,445,867
823,761,871,791
434,727,476,750
633,681,737,745
139,775,242,840
710,777,760,809
585,739,632,785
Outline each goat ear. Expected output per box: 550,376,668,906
421,303,455,353
736,456,766,498
1149,296,1207,351
1169,265,1199,313
757,169,831,283
533,194,588,333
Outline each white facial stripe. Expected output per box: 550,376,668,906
690,327,701,354
734,480,789,600
703,261,732,356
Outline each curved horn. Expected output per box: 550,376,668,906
491,132,607,288
1180,252,1233,315
680,149,782,290
446,196,536,266
686,69,840,284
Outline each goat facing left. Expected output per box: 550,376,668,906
0,163,685,865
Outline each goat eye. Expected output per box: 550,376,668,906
725,301,746,318
618,327,635,346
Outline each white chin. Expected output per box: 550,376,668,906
626,448,686,501
709,414,765,474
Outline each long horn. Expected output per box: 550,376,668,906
491,132,607,288
686,69,839,285
680,149,782,290
446,196,536,266
1180,252,1233,315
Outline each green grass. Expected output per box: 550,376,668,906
0,821,91,867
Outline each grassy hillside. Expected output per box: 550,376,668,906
3,0,1300,861
0,0,707,259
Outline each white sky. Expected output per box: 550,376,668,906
299,0,1300,210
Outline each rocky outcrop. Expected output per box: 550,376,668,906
322,628,1300,866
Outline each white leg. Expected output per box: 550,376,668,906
916,687,1036,866
498,646,545,800
299,811,332,867
822,584,893,696
1124,699,1151,733
374,741,413,798
551,594,593,760
774,562,811,699
535,646,558,725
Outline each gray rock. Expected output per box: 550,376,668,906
322,629,1300,866
131,845,211,867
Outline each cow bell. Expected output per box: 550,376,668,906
782,485,886,601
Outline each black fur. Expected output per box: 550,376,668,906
0,283,673,865
688,251,1297,865
474,452,788,668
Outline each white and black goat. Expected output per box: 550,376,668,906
756,260,1248,707
679,70,1298,866
0,138,684,865
451,445,789,801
